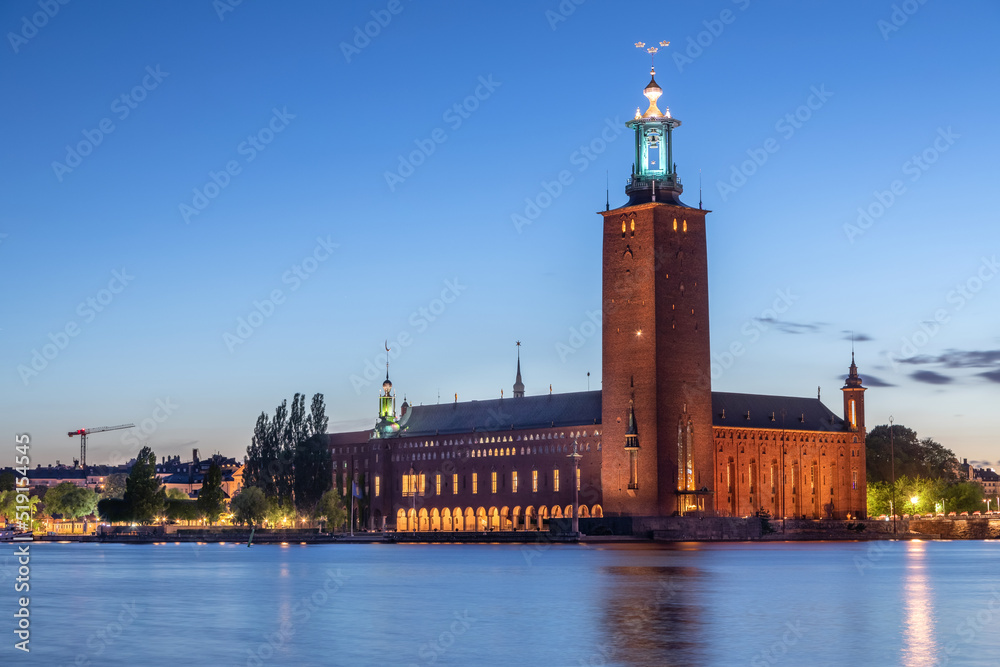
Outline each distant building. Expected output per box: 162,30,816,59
328,58,868,530
158,450,244,499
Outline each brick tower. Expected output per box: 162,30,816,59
600,45,714,517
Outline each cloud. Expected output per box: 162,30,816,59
755,318,826,335
899,349,1000,368
862,374,895,387
979,369,1000,384
842,330,873,342
911,370,953,385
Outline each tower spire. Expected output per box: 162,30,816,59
513,341,525,398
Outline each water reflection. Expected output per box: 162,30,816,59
902,540,938,666
601,564,704,665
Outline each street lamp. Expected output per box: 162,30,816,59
910,496,919,514
889,416,896,535
567,440,583,536
985,498,992,513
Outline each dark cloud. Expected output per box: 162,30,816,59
911,370,953,385
862,374,895,387
842,330,873,342
755,318,825,335
899,349,1000,368
979,369,1000,384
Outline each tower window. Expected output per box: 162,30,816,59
622,221,626,238
673,218,677,231
630,219,635,237
683,220,688,232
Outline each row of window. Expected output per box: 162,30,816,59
393,469,581,498
619,217,688,237
394,430,601,449
391,442,598,464
722,462,861,494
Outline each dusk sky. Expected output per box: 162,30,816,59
2,1,998,468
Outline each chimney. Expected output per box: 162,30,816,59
193,448,200,464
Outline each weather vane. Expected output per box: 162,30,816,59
635,40,670,70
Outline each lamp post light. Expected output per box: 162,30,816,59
567,440,583,536
911,496,920,514
985,498,992,513
889,416,896,535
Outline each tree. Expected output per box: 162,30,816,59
198,462,227,524
0,488,43,532
165,498,201,523
101,473,128,500
166,488,190,501
97,498,131,524
265,495,297,527
293,433,333,515
315,488,347,533
867,474,986,516
44,482,99,520
0,471,15,492
308,393,328,436
124,446,164,524
244,412,270,490
866,424,958,483
230,487,268,527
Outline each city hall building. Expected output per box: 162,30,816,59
329,60,868,531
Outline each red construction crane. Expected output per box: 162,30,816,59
67,424,134,468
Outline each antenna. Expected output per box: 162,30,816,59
606,171,610,211
587,371,590,391
699,169,703,209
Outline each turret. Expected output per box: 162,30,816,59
841,353,866,432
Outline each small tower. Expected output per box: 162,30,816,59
374,343,400,438
513,341,525,398
841,353,866,433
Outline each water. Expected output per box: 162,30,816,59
6,540,1000,666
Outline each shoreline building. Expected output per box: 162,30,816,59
329,58,867,530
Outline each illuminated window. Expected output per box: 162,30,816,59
852,470,858,490
472,473,478,494
435,474,441,496
532,470,538,492
452,473,458,494
512,471,519,493
683,220,687,232
419,474,426,496
576,468,581,491
491,471,498,494
622,220,626,237
630,219,635,237
554,469,560,493
673,218,677,231
375,475,381,497
402,474,416,497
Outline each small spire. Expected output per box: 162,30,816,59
606,171,610,212
513,341,525,398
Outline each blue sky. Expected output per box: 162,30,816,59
2,1,998,468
